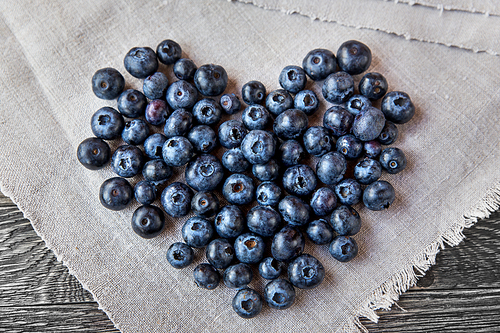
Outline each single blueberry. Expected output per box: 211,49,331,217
279,65,307,94
282,164,317,197
162,136,194,167
142,159,172,186
271,226,305,262
378,121,398,145
303,126,333,157
156,39,182,65
222,148,250,173
111,145,144,178
163,108,193,138
193,263,220,290
306,219,334,245
329,236,358,262
124,46,158,78
247,205,281,237
288,254,325,289
166,80,198,110
182,216,214,248
337,40,372,75
242,104,272,130
256,181,282,207
330,205,361,236
206,238,234,269
322,71,354,104
364,140,382,159
77,137,111,170
194,64,228,96
316,152,347,185
336,134,363,159
134,180,156,205
252,159,280,181
131,205,165,239
215,205,245,239
381,91,415,124
278,196,310,227
191,191,219,218
274,109,309,140
145,99,170,126
294,90,320,116
173,58,197,80
352,106,386,141
91,67,125,100
344,94,372,116
220,93,241,115
335,179,362,206
259,257,284,280
265,89,293,116
359,72,388,100
379,147,407,174
302,48,337,81
232,288,263,319
122,119,149,145
167,242,194,269
354,158,382,185
161,182,193,217
222,173,255,205
99,177,133,211
185,154,224,191
218,120,248,149
224,263,253,289
188,125,218,153
242,80,266,105
143,72,169,100
117,89,147,118
234,233,265,264
310,187,337,217
323,105,354,137
91,107,125,140
363,180,396,211
279,140,305,167
192,98,222,126
241,130,276,165
143,133,167,159
264,279,296,310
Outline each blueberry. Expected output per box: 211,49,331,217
271,226,305,262
352,106,386,141
218,120,248,149
242,80,266,105
232,288,263,318
173,58,197,80
234,233,265,264
259,257,284,280
282,164,317,197
329,236,358,262
344,94,372,116
363,180,395,211
381,91,415,124
161,182,193,217
182,216,214,248
124,46,158,78
117,89,147,118
99,177,133,211
337,40,372,75
242,104,272,130
323,105,353,137
278,196,310,227
335,179,362,205
279,140,305,167
265,89,293,116
188,125,218,153
192,98,222,126
77,137,111,170
252,159,280,181
145,99,170,126
111,145,144,178
241,130,276,165
279,65,307,94
167,242,194,269
156,39,182,65
256,181,282,206
322,71,354,104
294,90,320,116
310,187,337,216
273,109,309,140
194,64,228,96
206,238,234,269
222,148,250,173
143,72,169,100
316,152,347,185
336,134,363,159
193,263,220,290
364,140,382,159
166,80,198,110
162,136,194,167
379,147,406,174
134,180,156,205
220,93,241,115
91,107,125,140
247,205,281,237
143,133,167,159
303,126,333,157
163,108,193,138
131,205,165,239
302,48,337,81
122,119,149,145
185,154,224,192
354,158,382,185
191,191,219,218
224,263,253,289
330,205,361,236
288,254,325,289
142,159,172,186
91,67,125,100
306,219,333,245
378,121,398,145
359,72,388,100
215,205,245,239
264,279,296,310
222,174,254,205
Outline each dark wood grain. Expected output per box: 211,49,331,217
0,191,499,332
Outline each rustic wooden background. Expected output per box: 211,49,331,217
0,191,498,332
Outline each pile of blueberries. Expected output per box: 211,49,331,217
77,39,414,318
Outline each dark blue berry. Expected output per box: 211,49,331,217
378,121,398,145
274,109,308,140
192,98,222,126
167,242,194,269
122,119,149,145
215,205,245,239
256,181,282,206
288,254,325,289
259,257,284,280
145,99,170,126
322,71,354,104
173,58,197,80
91,67,124,100
316,152,347,185
218,120,248,149
279,140,305,167
337,40,372,75
381,91,415,124
206,238,234,269
330,205,361,236
188,125,218,153
111,145,144,177
359,72,388,100
182,216,214,248
344,94,372,116
264,279,295,310
143,72,169,100
352,106,386,141
247,205,281,237
222,173,254,205
163,108,192,138
241,130,276,165
161,182,193,217
278,196,310,227
303,126,333,157
117,89,147,118
220,93,241,115
271,226,305,262
143,133,167,159
363,180,395,211
91,107,125,140
265,89,293,116
134,180,156,205
242,80,266,105
279,65,307,94
142,159,172,186
234,233,265,264
329,236,358,262
77,137,111,170
302,48,337,81
336,134,363,159
242,104,272,130
185,154,224,191
191,191,219,218
131,205,165,239
222,148,250,173
379,147,406,174
194,64,228,96
124,47,158,78
354,158,382,185
283,164,317,197
335,178,362,205
294,90,319,116
232,288,263,319
323,105,353,137
224,263,253,289
306,219,333,245
162,136,194,167
252,159,279,181
310,187,337,216
193,263,219,290
364,140,382,158
166,80,198,110
99,177,133,211
156,40,182,65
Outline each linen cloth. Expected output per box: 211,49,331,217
0,0,499,332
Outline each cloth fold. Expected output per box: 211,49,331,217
0,0,499,332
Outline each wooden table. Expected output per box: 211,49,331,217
0,191,498,332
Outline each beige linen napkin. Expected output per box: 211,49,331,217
0,0,499,332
